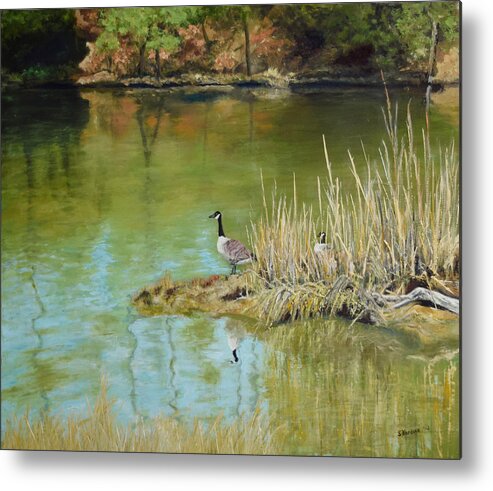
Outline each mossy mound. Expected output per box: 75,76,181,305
133,272,383,325
133,273,258,318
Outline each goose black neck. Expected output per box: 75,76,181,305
217,215,225,237
320,235,326,244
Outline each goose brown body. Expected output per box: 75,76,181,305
209,211,254,274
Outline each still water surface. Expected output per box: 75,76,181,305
1,87,459,456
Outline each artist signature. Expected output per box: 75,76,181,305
397,425,431,437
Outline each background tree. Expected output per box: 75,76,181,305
96,7,188,77
185,6,214,52
394,1,459,67
211,5,260,77
147,7,189,79
93,16,120,73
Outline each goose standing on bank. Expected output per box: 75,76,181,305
314,231,331,254
209,211,255,275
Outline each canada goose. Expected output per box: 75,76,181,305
314,231,331,254
209,211,255,275
315,232,355,275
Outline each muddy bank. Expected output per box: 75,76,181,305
3,66,458,92
75,68,456,91
133,272,459,333
133,273,258,318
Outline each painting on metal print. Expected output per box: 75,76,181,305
1,1,460,458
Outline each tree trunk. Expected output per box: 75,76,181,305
201,21,210,50
138,43,147,77
425,20,439,111
242,17,252,77
155,49,161,80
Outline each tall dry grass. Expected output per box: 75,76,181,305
250,102,459,298
2,384,284,454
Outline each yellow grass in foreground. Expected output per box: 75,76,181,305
2,385,283,454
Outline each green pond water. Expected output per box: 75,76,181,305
1,86,459,457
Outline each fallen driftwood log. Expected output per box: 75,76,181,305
373,287,459,315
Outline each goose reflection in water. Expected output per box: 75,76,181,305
225,318,246,364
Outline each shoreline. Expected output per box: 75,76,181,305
2,70,459,92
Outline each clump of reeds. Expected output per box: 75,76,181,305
250,102,459,305
254,274,382,325
2,383,284,454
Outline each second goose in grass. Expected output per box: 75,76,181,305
314,231,331,254
209,211,255,275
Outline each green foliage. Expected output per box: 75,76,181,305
95,7,189,74
94,29,119,55
184,6,210,26
20,65,49,80
395,2,460,64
